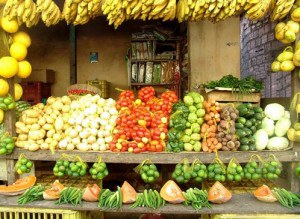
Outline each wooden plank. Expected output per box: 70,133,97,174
206,90,261,103
2,148,300,164
0,194,300,214
6,160,16,184
287,162,300,194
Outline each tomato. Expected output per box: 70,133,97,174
138,86,155,103
161,91,178,104
116,98,134,110
151,112,169,128
118,90,135,101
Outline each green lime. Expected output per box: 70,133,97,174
195,177,202,182
234,174,242,181
296,166,300,174
191,172,197,178
26,161,33,168
72,172,79,177
215,174,221,181
214,167,222,174
142,165,149,172
248,167,255,174
58,165,66,172
227,174,234,181
148,176,155,183
97,172,104,179
92,175,97,179
63,160,70,167
79,169,86,176
267,166,275,173
17,169,23,174
252,173,260,180
245,173,252,179
149,164,157,170
250,162,258,168
20,165,27,172
91,169,97,175
229,168,236,175
208,165,214,172
53,166,59,173
97,166,105,172
71,165,78,172
275,168,281,175
175,169,182,176
237,166,243,173
220,175,226,182
208,172,215,179
198,170,205,177
271,161,278,167
147,169,154,176
56,160,63,166
25,168,30,173
0,148,6,154
193,165,200,172
20,157,28,165
176,175,184,183
256,168,262,174
3,98,12,105
201,165,207,170
172,172,177,179
183,172,191,180
141,173,148,181
267,173,273,179
6,143,14,150
104,169,109,176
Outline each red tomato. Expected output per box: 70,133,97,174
138,87,155,103
118,90,135,101
161,91,178,104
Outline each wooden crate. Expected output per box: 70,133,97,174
201,89,261,106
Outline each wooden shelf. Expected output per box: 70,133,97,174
131,83,179,87
131,59,178,62
0,194,300,214
2,147,300,164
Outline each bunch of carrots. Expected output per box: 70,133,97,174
201,100,222,152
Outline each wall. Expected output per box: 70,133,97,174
25,22,70,97
76,18,134,99
188,17,241,89
240,17,291,98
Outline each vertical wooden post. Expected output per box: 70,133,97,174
0,29,17,184
70,25,77,85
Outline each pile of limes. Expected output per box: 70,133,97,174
172,163,191,184
139,163,160,183
53,159,88,178
0,134,15,155
89,162,109,180
0,94,15,111
15,157,33,174
295,162,300,179
227,163,244,182
207,163,226,182
262,161,281,180
243,161,263,180
191,163,207,183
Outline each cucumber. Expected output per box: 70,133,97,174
245,103,253,109
254,113,263,120
236,123,244,129
249,144,256,151
236,129,246,138
240,137,249,145
237,117,246,124
250,126,257,134
244,110,255,118
245,120,253,128
253,106,263,113
238,107,248,117
243,128,252,136
248,136,255,144
239,145,249,151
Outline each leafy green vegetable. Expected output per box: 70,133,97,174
18,184,45,205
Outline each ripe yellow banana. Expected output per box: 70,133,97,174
43,0,52,10
17,1,25,17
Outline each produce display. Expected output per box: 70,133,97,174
208,181,232,204
191,160,207,183
172,159,192,184
182,188,211,211
131,189,165,209
0,175,36,195
53,156,88,178
43,180,64,200
160,180,185,204
253,185,277,203
201,100,221,152
110,88,177,153
17,184,45,205
272,187,300,209
236,103,264,151
0,132,15,155
56,187,84,206
244,157,263,180
207,158,226,182
0,94,16,111
217,105,240,151
98,187,122,209
15,100,31,119
274,21,300,45
82,184,101,202
226,158,244,182
89,160,109,180
272,46,295,72
204,75,264,93
15,155,33,175
135,161,160,184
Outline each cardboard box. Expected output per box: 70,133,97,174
23,69,55,84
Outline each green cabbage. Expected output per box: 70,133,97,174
266,137,289,150
261,117,275,137
264,103,285,121
275,117,291,137
253,129,269,150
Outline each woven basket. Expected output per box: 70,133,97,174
67,84,101,96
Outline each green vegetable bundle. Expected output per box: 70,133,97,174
89,157,109,180
98,187,122,209
183,188,211,211
134,159,160,184
18,185,45,205
172,158,192,184
272,188,300,209
56,187,83,206
130,189,165,209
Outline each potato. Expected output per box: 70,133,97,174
38,117,46,126
44,106,53,115
40,142,49,150
37,139,44,145
61,96,71,105
47,129,55,138
18,134,28,141
53,133,62,141
28,130,44,140
25,109,40,118
15,121,25,128
50,140,58,150
62,105,70,113
28,143,40,151
45,116,54,124
24,117,39,125
15,141,25,148
30,124,41,131
43,123,54,131
16,128,22,134
45,138,53,144
50,113,58,120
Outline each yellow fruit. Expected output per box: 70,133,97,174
285,30,296,42
275,22,286,32
13,31,31,48
0,79,9,97
14,83,23,101
1,17,19,33
0,0,6,5
287,128,296,141
0,109,3,124
292,8,300,22
17,60,32,78
281,60,295,72
0,56,19,78
10,42,27,61
271,61,281,72
275,29,285,40
286,20,300,33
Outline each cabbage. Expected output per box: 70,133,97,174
275,117,291,137
253,129,269,151
261,117,275,137
264,103,285,121
266,137,289,150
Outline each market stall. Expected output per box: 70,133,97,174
0,0,300,218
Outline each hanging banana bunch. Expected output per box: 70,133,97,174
36,0,61,26
270,0,295,21
244,0,273,21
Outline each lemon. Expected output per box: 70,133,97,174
0,56,19,78
10,42,27,61
0,79,9,97
17,60,32,78
1,17,19,33
13,31,31,48
0,109,3,123
14,83,23,101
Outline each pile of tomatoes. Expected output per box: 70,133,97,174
110,87,178,153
